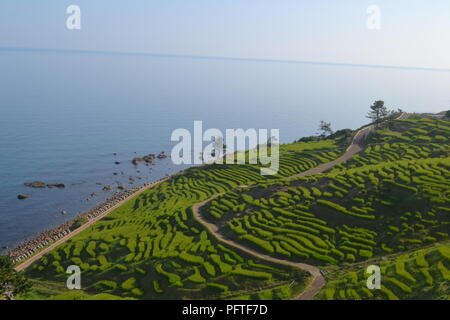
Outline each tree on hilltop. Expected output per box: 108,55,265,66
367,100,389,124
318,121,333,138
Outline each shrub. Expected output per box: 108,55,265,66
210,254,233,273
317,200,375,220
94,280,117,291
121,278,137,291
155,264,183,287
395,261,416,283
131,288,144,297
231,266,272,280
346,254,356,262
70,217,88,231
386,278,412,293
179,252,204,264
359,249,373,259
241,235,274,253
203,262,216,276
153,280,163,294
187,266,206,283
206,283,229,292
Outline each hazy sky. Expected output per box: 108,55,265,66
1,1,450,69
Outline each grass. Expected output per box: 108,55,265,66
205,156,449,265
22,135,340,300
20,116,449,300
317,242,450,300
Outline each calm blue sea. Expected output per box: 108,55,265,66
1,48,449,253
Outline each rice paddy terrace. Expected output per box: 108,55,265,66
199,116,450,299
318,242,449,300
19,115,450,300
204,156,449,261
20,132,350,300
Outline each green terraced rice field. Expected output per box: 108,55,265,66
19,116,449,300
317,242,450,300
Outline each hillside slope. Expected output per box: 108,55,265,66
21,133,350,300
19,115,450,300
317,242,449,300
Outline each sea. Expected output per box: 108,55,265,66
1,47,449,253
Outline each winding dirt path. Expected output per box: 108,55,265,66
192,197,325,300
15,178,168,272
192,113,407,300
292,122,374,178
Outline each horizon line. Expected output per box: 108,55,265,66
2,46,450,73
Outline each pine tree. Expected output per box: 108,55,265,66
0,256,32,300
367,100,389,123
318,121,333,138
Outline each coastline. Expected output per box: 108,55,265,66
9,114,406,270
11,176,169,271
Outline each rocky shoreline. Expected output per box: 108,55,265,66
17,152,169,201
6,148,174,264
7,180,165,264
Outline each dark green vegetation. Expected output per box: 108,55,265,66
0,256,32,299
70,217,88,231
366,100,392,123
19,115,450,300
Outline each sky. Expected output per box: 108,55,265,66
0,1,450,69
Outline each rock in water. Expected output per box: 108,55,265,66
24,181,46,188
143,154,155,163
157,151,167,159
132,157,143,165
25,181,65,188
47,183,65,188
17,194,29,200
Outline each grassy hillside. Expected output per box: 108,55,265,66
202,117,449,265
19,115,450,300
20,135,348,300
331,117,449,171
205,157,449,264
317,242,450,300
